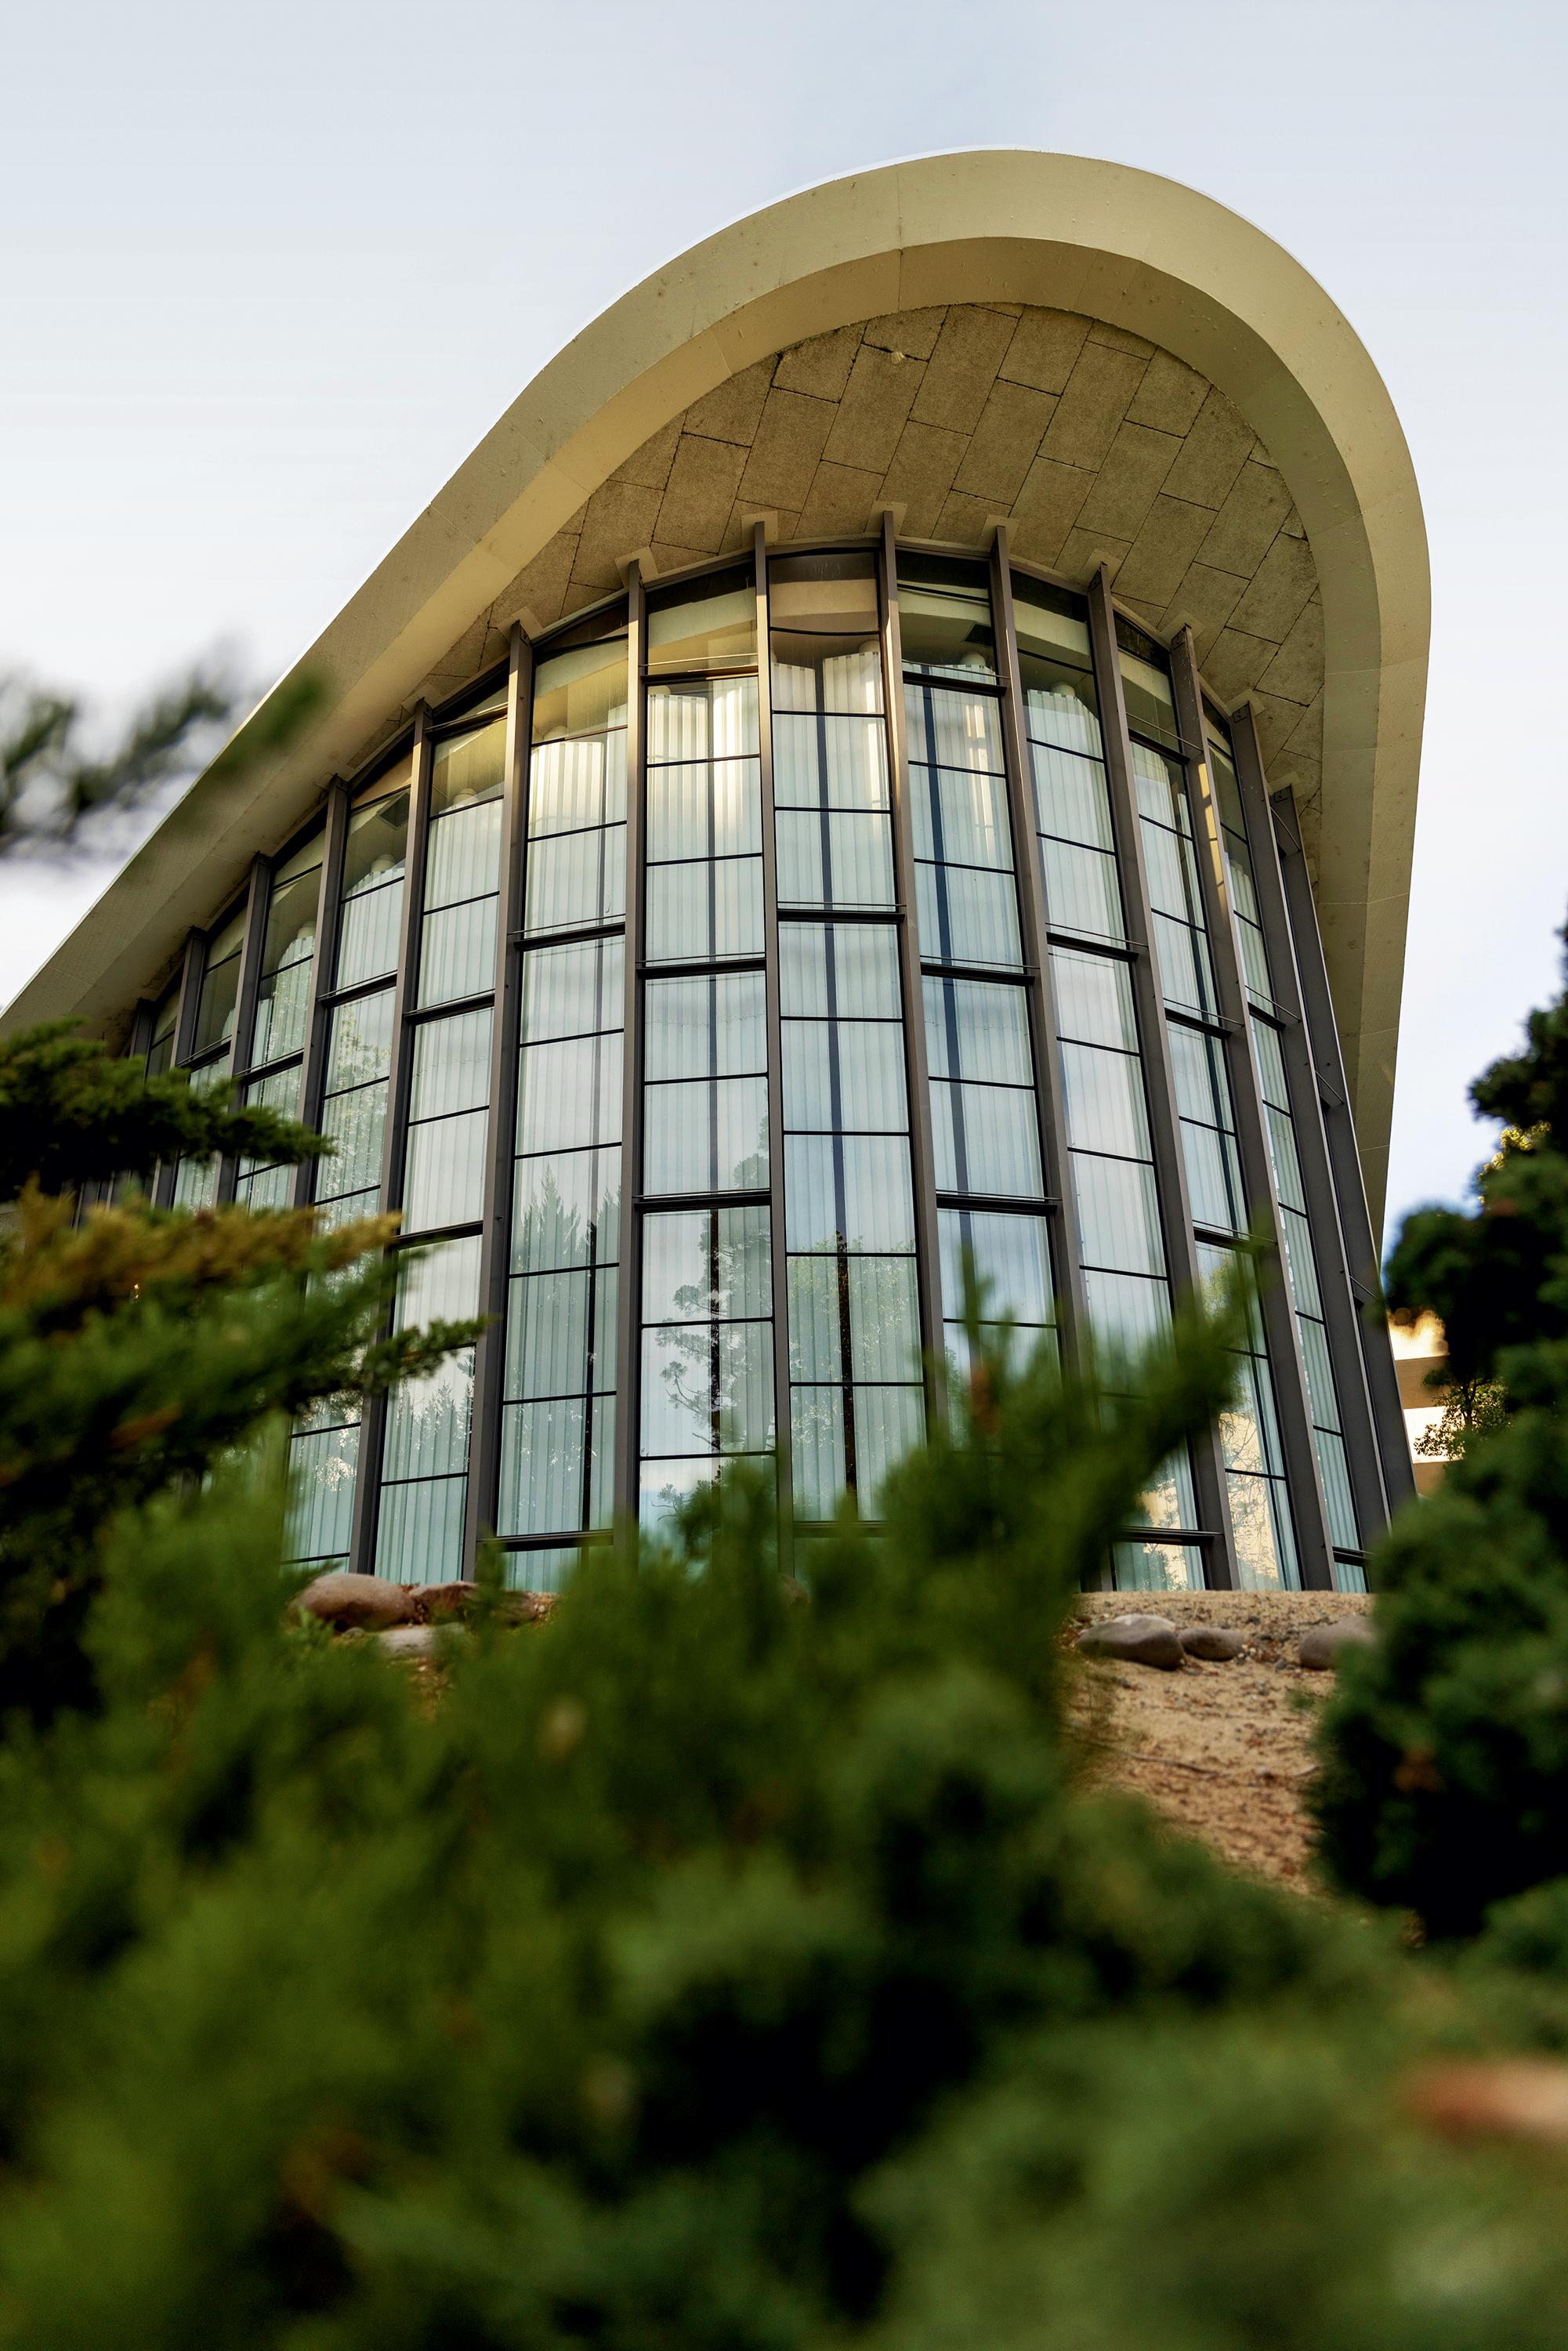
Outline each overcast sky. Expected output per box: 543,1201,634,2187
2,0,1563,1247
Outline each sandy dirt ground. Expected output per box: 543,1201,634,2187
1066,1592,1376,1893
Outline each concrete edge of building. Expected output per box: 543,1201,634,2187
1,148,1429,1227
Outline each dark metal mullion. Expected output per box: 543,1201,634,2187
1168,630,1334,1590
290,784,349,1213
753,526,795,1558
879,513,946,1415
215,855,270,1207
1247,721,1414,1518
348,705,433,1579
1087,568,1238,1589
464,626,533,1570
990,528,1089,1360
613,566,648,1530
154,931,205,1208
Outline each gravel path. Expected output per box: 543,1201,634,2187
1066,1592,1376,1891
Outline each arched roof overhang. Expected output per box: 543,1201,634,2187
3,150,1427,1217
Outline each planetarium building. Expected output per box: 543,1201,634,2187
5,154,1427,1596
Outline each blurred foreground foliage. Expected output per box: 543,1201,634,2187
0,934,1567,2342
1315,926,1568,1940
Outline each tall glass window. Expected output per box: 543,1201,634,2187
1118,629,1301,1590
1015,578,1120,944
502,936,623,1559
1207,708,1360,1574
235,1063,301,1212
171,905,247,1211
524,608,628,937
286,1392,360,1571
313,989,394,1230
640,1205,773,1527
771,552,893,913
375,1236,480,1585
336,759,411,990
422,719,505,1005
145,980,179,1079
502,614,628,1578
638,574,771,1527
252,828,323,1066
645,672,762,964
780,922,922,1516
190,904,245,1061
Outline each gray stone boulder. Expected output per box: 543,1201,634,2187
1298,1617,1378,1672
1180,1624,1247,1662
1077,1614,1183,1671
295,1571,413,1632
378,1623,454,1661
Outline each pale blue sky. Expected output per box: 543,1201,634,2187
2,0,1563,1247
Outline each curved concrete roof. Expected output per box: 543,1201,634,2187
4,150,1427,1220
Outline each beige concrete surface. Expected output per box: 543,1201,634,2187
1070,1589,1376,1889
3,151,1427,1223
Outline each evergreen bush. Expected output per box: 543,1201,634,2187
1313,930,1568,1936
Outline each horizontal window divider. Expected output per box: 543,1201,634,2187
1112,1526,1218,1546
317,973,403,1012
510,921,626,951
388,1219,484,1251
634,1188,771,1213
222,1051,305,1091
920,958,1034,986
777,903,901,925
643,664,759,688
904,671,1005,701
1042,928,1139,962
638,955,767,980
497,1533,612,1554
407,991,495,1024
935,1190,1059,1213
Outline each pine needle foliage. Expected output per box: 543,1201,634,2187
1315,926,1568,1935
0,1023,473,1724
2,980,1568,2342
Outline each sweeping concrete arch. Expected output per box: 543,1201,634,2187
3,150,1426,1219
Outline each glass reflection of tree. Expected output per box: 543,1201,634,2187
511,1152,619,1531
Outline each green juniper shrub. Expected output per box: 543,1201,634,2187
1313,929,1568,1936
0,1007,1566,2345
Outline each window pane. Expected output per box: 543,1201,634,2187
646,572,756,675
896,552,994,680
420,897,498,1006
404,1110,487,1231
425,799,502,911
780,921,901,1018
430,719,505,816
409,1007,492,1119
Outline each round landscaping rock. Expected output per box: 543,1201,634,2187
1297,1617,1378,1672
1077,1614,1184,1672
378,1624,453,1661
1180,1624,1247,1662
410,1581,476,1623
295,1571,413,1632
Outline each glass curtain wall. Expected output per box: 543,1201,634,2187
170,904,247,1208
1005,580,1197,1588
1204,704,1362,1583
502,606,628,1581
136,536,1388,1596
1117,621,1299,1592
373,708,506,1585
638,573,773,1525
771,553,922,1516
900,553,1056,1400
